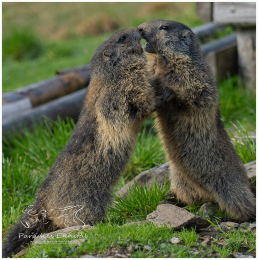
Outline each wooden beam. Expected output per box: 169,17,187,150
2,88,88,140
213,2,256,27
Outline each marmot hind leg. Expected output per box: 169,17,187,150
170,163,214,205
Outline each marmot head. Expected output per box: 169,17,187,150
90,27,145,79
138,20,202,61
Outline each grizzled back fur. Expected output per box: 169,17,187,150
139,20,255,221
3,27,156,257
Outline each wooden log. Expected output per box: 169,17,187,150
5,66,91,107
201,33,237,56
213,2,256,27
204,42,238,80
200,33,238,80
2,92,26,103
236,28,256,91
2,98,32,120
192,22,224,43
2,88,88,141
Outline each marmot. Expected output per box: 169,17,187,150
138,20,256,221
3,27,156,257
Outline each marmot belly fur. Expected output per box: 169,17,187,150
139,20,256,221
3,27,156,257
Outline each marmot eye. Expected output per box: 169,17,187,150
161,26,169,30
118,35,127,43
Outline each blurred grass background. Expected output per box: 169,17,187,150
2,2,202,92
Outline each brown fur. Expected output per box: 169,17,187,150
3,27,156,257
139,20,256,221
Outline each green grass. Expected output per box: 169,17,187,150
218,76,256,131
2,116,256,257
229,123,256,163
2,2,202,92
125,125,166,180
108,178,171,224
22,222,203,258
21,220,256,258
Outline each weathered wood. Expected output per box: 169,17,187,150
236,28,256,91
213,2,256,27
2,92,26,103
2,88,88,141
196,2,213,23
5,66,91,107
2,98,32,120
200,33,238,80
204,42,238,80
201,33,237,56
192,22,224,42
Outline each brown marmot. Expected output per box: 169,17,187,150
138,20,256,221
3,27,156,257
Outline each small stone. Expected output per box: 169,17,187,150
232,253,254,258
128,245,134,253
220,222,229,232
144,245,151,251
197,202,219,218
226,222,239,228
14,249,28,257
81,255,96,258
249,223,256,230
147,204,209,231
114,254,127,258
239,222,250,229
201,237,211,246
170,237,181,244
115,249,124,255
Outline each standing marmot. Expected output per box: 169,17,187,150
138,20,256,221
3,27,157,257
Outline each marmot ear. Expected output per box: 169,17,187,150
181,30,191,39
103,50,113,59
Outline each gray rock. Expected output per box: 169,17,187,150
127,245,134,253
219,222,229,232
116,162,169,197
245,160,256,179
239,222,250,229
201,237,211,246
14,249,28,257
116,161,255,198
170,237,181,244
197,202,219,218
249,223,256,230
81,255,97,258
226,222,239,228
114,254,128,258
147,204,209,231
232,253,254,258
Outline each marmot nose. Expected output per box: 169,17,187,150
138,23,146,32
